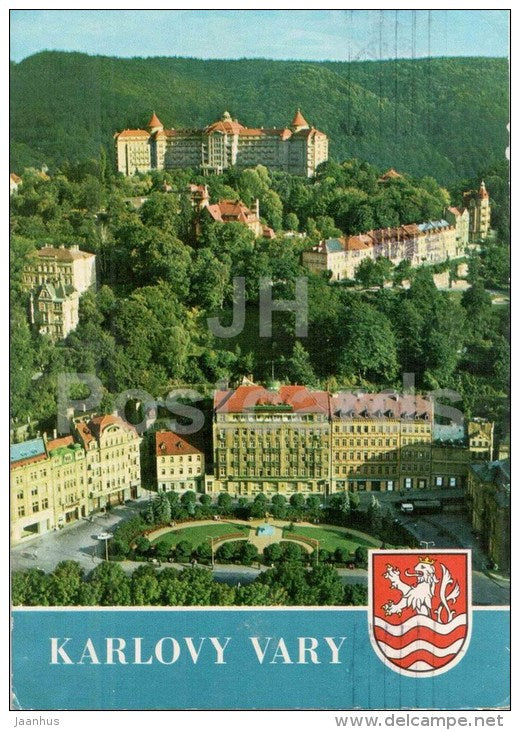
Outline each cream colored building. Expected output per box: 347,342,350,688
213,383,331,498
23,245,97,294
46,436,89,528
330,392,433,493
10,416,143,545
74,415,142,510
303,219,462,282
445,206,470,248
10,438,54,544
155,430,205,493
116,109,328,178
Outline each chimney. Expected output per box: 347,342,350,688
255,198,260,219
53,428,57,440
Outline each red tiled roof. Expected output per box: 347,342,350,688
292,109,309,128
10,453,47,470
148,112,163,128
344,235,371,251
206,199,258,224
10,173,22,184
214,385,329,414
75,415,138,446
447,206,463,216
155,431,203,457
47,436,74,451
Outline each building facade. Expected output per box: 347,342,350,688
467,459,510,570
22,245,97,341
212,384,493,497
213,384,331,498
10,415,142,545
302,218,464,282
155,431,205,493
115,110,328,178
31,283,79,340
74,415,142,510
330,392,433,493
23,245,97,294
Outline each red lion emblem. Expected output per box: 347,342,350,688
369,550,472,677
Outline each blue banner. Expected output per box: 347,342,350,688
12,608,509,710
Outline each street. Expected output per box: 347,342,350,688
10,495,509,605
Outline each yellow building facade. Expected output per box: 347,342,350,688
10,415,142,545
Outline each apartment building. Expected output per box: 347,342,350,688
10,415,142,545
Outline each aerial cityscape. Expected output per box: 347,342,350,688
10,13,509,610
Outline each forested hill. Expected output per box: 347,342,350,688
10,51,509,183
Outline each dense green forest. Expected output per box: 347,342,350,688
10,52,509,183
10,155,510,444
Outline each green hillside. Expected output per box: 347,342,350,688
10,52,509,183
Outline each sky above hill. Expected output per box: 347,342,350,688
10,9,509,63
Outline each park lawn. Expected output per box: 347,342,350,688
284,525,381,554
151,523,250,549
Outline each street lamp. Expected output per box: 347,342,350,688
420,540,435,550
96,532,112,561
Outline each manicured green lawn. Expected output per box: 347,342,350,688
284,525,381,553
151,523,250,548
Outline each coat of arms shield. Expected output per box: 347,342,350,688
368,549,472,677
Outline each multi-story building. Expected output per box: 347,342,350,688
213,383,330,498
30,283,79,340
22,245,97,294
463,181,491,242
468,419,495,461
22,245,97,341
10,438,54,544
445,206,470,248
115,109,328,178
467,459,510,570
302,218,463,282
74,415,142,510
46,435,89,528
155,431,205,493
10,415,143,545
212,384,494,497
330,392,433,493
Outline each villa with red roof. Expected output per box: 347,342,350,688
155,431,205,493
115,109,328,177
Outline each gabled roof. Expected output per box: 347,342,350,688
36,282,76,301
205,199,258,224
47,435,75,452
155,430,203,457
378,168,403,182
